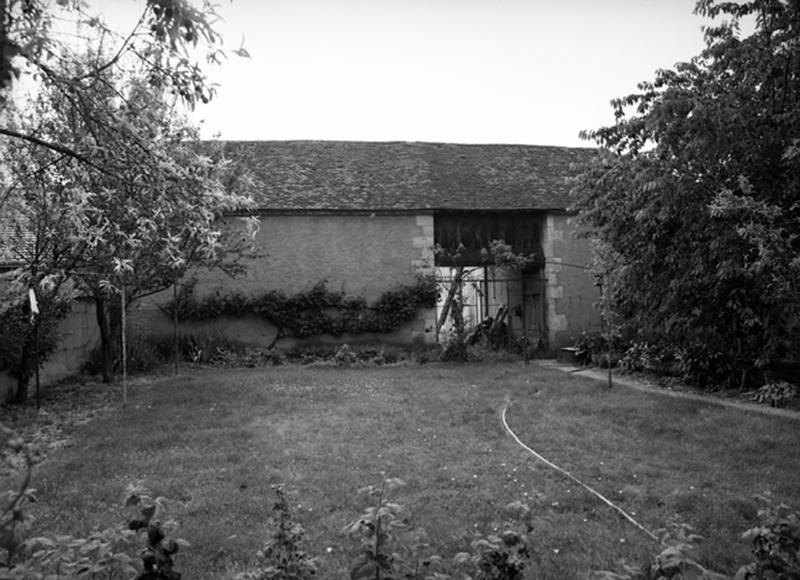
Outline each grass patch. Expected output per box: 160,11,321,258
4,363,799,578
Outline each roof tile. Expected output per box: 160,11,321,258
223,140,596,211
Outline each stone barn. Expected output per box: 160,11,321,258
133,140,602,351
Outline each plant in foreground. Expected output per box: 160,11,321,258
235,485,317,580
750,382,797,409
344,476,410,579
125,486,187,580
343,476,533,580
593,497,800,580
452,501,533,580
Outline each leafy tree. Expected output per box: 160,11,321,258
0,1,256,385
0,0,230,106
0,0,250,209
2,39,256,384
571,0,800,387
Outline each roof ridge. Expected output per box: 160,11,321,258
219,141,597,211
211,139,597,151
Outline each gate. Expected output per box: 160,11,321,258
435,267,547,351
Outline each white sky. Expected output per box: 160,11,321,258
100,0,715,147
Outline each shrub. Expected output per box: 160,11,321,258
750,381,797,408
619,342,682,374
233,486,317,580
573,331,628,367
0,293,70,403
440,337,468,362
124,333,172,373
341,476,534,580
1,427,186,580
285,345,339,364
679,343,739,389
738,499,800,578
334,344,359,367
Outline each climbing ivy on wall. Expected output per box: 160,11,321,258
163,275,437,347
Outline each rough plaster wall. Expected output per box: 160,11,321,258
2,299,99,402
131,213,437,347
542,214,601,349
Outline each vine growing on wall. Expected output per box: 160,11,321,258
162,275,437,348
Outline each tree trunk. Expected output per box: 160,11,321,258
13,340,31,405
94,294,114,383
14,352,31,405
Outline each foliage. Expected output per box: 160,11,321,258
0,288,70,403
343,476,534,580
212,347,288,368
738,498,800,579
594,499,800,580
572,331,627,366
165,276,437,348
81,330,246,375
285,344,406,366
679,343,740,390
439,337,469,363
344,476,410,580
1,0,236,126
750,381,798,409
122,489,187,580
1,0,256,382
0,423,35,569
592,517,718,580
619,342,682,374
10,526,139,579
234,486,317,580
571,0,800,387
436,240,537,361
334,344,360,367
451,501,534,580
1,424,179,578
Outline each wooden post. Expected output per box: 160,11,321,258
121,285,127,406
34,320,41,410
521,276,529,364
29,288,41,409
173,283,179,375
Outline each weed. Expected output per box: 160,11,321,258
750,381,797,408
334,344,360,368
234,486,317,580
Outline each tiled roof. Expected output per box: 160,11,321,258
0,215,30,268
222,140,596,212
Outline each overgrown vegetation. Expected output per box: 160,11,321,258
595,497,800,579
1,0,256,384
571,0,800,388
163,276,437,349
0,291,70,404
0,422,187,578
572,332,799,405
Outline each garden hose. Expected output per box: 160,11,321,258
500,396,659,542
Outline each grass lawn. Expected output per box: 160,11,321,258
4,362,799,579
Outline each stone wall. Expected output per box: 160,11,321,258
130,212,437,348
541,213,601,349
